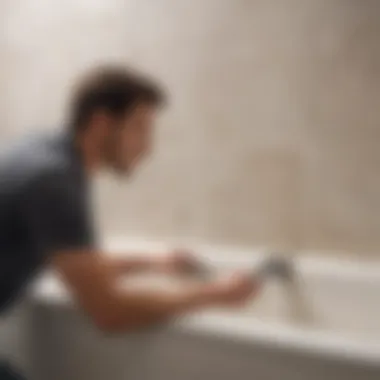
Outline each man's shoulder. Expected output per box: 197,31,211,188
0,130,72,191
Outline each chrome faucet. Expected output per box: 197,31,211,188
254,254,295,283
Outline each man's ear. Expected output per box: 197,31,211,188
89,109,112,139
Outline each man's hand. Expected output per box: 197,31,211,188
211,272,260,308
156,249,207,276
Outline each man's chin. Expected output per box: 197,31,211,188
113,167,132,177
113,163,134,177
108,158,141,177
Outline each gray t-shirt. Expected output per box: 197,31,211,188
0,131,95,313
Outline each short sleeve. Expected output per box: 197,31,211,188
23,172,94,255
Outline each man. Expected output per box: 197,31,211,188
0,66,258,378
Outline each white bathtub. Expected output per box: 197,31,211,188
18,238,380,380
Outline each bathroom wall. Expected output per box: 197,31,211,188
1,0,380,254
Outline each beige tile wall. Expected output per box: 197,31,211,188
1,0,380,254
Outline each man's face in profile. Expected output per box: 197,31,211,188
104,103,157,175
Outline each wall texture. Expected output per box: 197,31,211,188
1,0,380,254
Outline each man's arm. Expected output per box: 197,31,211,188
51,250,254,332
24,172,257,332
107,250,206,277
105,255,164,276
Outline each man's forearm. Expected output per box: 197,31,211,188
108,256,162,276
52,250,234,333
96,283,221,332
109,250,204,278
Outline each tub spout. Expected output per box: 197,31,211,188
254,255,295,283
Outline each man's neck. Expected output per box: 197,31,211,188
74,133,101,175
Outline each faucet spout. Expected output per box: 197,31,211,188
254,254,295,283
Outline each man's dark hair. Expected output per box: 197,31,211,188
69,65,165,133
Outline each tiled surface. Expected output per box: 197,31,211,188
1,0,380,254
